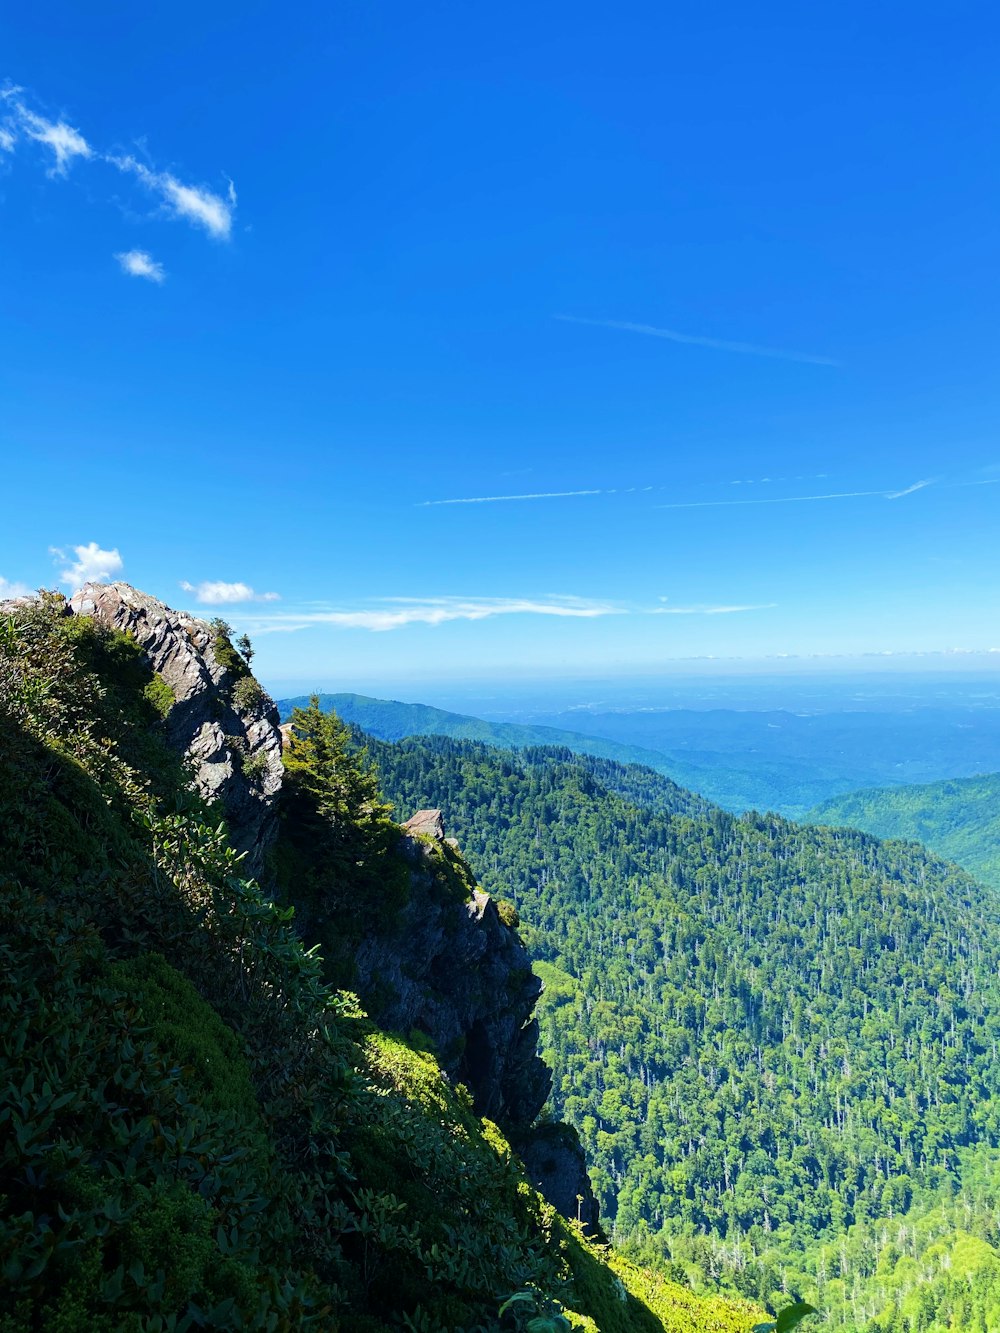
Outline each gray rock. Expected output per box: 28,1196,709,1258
351,834,552,1129
68,582,283,879
515,1121,601,1236
402,808,445,840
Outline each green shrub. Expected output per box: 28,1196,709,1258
243,750,270,784
142,671,174,718
232,675,267,712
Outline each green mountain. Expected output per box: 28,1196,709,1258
0,589,760,1333
362,729,1000,1328
805,771,1000,890
276,692,845,815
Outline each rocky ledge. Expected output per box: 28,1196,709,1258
69,582,283,880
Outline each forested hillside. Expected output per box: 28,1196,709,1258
0,594,760,1333
364,731,1000,1328
806,772,1000,890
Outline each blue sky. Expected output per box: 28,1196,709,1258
3,1,999,685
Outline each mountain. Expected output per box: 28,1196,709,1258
500,702,1000,819
0,586,759,1332
805,771,1000,891
361,728,1000,1327
276,691,838,815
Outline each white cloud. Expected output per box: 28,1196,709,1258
53,541,124,590
111,155,233,239
5,93,92,175
0,127,14,153
238,595,623,634
115,248,165,283
554,314,839,367
180,580,280,605
0,576,30,599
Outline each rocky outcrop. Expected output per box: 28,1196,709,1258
402,808,445,840
353,830,552,1129
515,1121,601,1236
68,582,282,879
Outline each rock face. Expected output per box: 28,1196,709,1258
353,831,553,1129
402,808,445,840
69,582,283,879
515,1122,601,1236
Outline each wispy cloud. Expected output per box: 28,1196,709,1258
116,248,165,283
0,576,31,600
555,314,839,367
2,82,237,253
110,154,233,240
180,580,281,605
657,482,934,511
652,602,777,615
2,89,92,175
886,478,934,499
231,593,777,635
52,541,124,590
236,595,624,634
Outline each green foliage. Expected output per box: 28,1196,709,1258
752,1302,817,1332
232,675,268,713
366,732,1000,1327
143,671,175,718
275,697,409,944
242,750,270,784
806,771,1000,890
210,619,250,678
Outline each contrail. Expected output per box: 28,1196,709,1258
656,484,932,511
420,489,605,507
554,315,840,366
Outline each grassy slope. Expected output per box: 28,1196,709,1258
805,771,1000,890
0,602,759,1333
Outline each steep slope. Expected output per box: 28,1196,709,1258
0,592,760,1332
806,771,1000,890
364,732,1000,1321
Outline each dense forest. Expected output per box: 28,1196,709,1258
361,731,1000,1329
806,772,1000,891
0,596,760,1332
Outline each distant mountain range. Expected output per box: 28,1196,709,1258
806,771,1000,890
276,692,860,814
276,692,1000,817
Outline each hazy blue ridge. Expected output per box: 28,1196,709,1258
275,692,851,815
805,771,1000,890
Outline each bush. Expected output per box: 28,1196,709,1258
243,750,270,785
232,675,267,712
143,672,174,718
